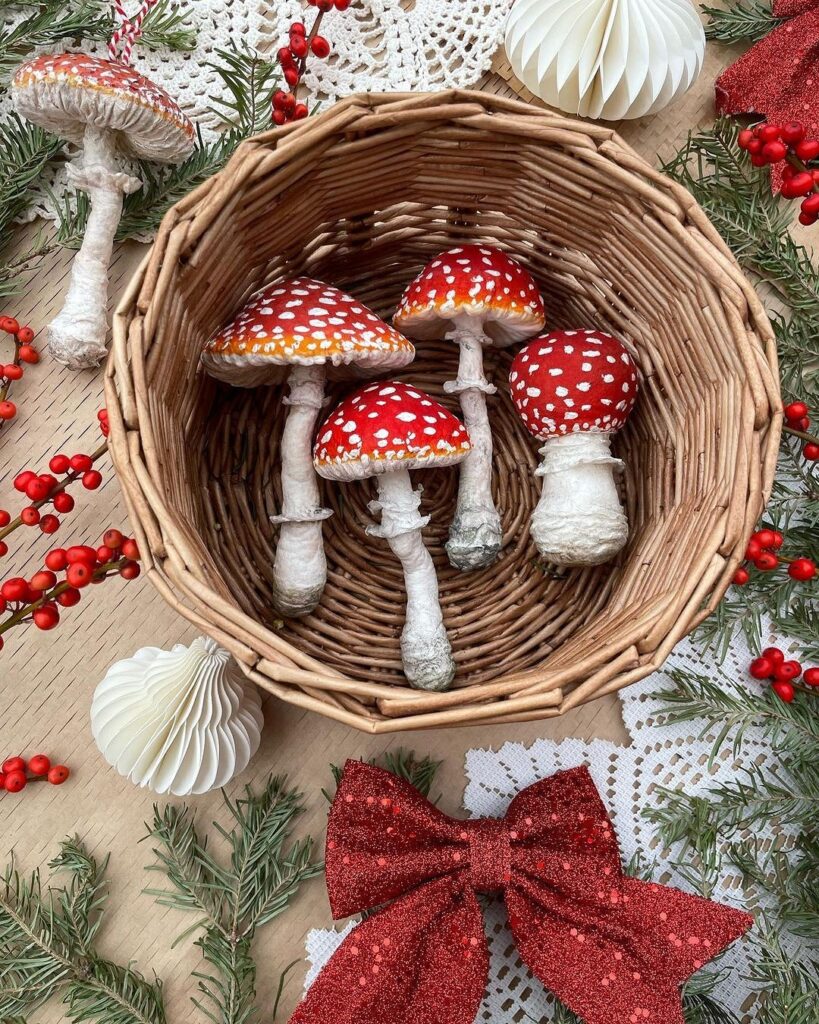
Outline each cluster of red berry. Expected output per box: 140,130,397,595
272,0,349,126
0,753,69,794
0,529,140,650
749,646,819,703
732,527,816,586
0,446,107,555
0,315,38,428
783,399,819,461
737,121,819,224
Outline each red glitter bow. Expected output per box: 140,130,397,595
716,0,819,189
290,761,752,1024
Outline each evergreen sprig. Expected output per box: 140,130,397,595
0,0,195,88
645,670,819,1023
702,0,781,44
144,775,321,1024
663,120,819,658
0,837,166,1023
326,748,443,802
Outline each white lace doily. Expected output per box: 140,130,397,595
1,0,513,228
304,619,805,1022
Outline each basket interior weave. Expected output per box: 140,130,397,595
111,93,779,728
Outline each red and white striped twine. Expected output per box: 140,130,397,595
108,0,161,65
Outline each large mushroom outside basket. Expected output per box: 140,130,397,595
12,53,194,369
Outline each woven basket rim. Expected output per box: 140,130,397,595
106,89,782,733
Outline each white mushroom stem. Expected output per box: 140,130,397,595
443,313,502,572
48,124,141,370
367,470,455,692
270,364,332,617
530,432,629,566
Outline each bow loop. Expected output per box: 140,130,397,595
294,762,752,1024
326,760,467,919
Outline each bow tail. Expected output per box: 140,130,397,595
289,876,488,1024
506,879,752,1024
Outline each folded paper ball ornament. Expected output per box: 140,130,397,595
91,637,264,796
504,0,706,121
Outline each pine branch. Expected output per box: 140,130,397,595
0,112,64,238
145,775,320,1024
206,47,279,136
327,748,443,802
0,839,165,1023
664,119,819,660
116,128,242,241
746,926,819,1023
0,0,195,89
703,0,781,43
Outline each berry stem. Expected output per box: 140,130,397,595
0,440,108,542
294,8,325,104
785,150,819,194
0,336,21,435
783,423,819,444
0,557,126,636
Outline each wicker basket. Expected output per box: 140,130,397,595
107,90,781,733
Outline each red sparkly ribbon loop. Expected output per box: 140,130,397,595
290,761,752,1024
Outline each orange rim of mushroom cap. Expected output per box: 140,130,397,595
509,329,639,441
394,244,546,345
314,380,471,479
13,53,193,139
204,278,415,371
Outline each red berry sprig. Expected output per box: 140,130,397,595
732,527,816,586
782,399,819,461
0,530,140,651
737,121,819,225
272,0,350,126
747,646,819,703
0,753,70,794
0,440,109,556
0,316,39,434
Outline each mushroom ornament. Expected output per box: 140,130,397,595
509,329,639,566
11,52,194,369
394,245,545,572
202,279,415,619
313,381,471,692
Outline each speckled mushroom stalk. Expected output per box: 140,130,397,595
12,54,194,369
271,362,331,616
509,330,640,567
395,245,545,572
314,381,472,691
202,279,415,618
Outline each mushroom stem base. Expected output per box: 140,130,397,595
48,124,141,370
368,471,454,692
445,319,502,572
531,432,628,567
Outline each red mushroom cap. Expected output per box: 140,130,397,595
313,381,471,481
394,244,546,346
12,53,193,161
509,329,639,440
203,278,415,385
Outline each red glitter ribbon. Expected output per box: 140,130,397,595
716,0,819,189
290,761,753,1024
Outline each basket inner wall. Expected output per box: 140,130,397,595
145,126,745,689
